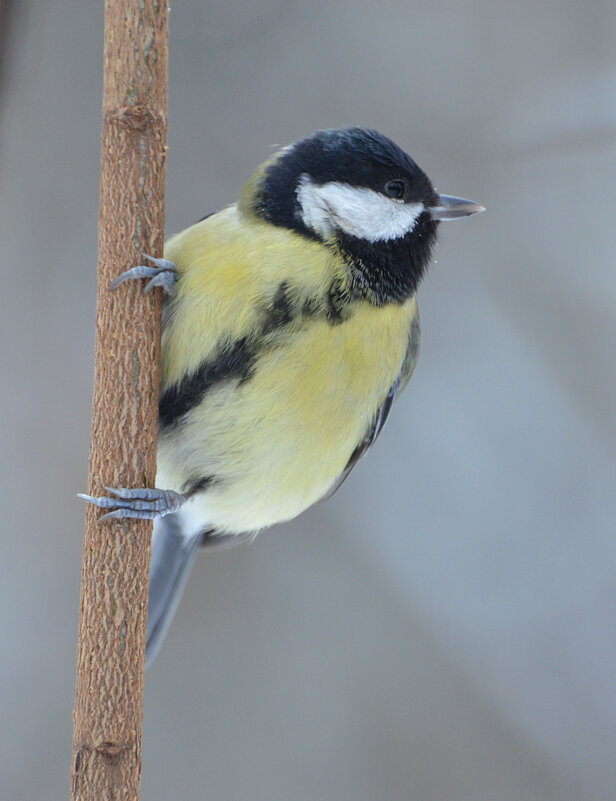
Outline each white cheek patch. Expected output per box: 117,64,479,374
296,175,424,242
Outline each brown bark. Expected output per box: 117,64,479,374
71,2,168,800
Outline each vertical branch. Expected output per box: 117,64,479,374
71,2,168,800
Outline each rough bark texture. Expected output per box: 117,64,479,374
71,2,168,800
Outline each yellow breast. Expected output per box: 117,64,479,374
158,205,417,532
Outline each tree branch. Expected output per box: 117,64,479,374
71,2,168,799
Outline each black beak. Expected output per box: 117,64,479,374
429,194,485,221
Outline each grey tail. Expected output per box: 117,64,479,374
146,516,257,665
146,514,203,666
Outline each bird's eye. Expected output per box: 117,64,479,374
384,179,407,200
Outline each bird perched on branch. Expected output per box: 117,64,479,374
80,127,483,663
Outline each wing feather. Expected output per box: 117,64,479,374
319,312,421,502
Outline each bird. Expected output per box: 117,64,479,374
79,127,484,664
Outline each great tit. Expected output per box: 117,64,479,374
80,127,483,663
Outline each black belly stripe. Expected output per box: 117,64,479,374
159,279,353,430
181,474,217,497
159,336,257,429
261,281,294,335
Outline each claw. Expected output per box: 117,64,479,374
110,254,178,296
140,253,176,270
77,487,186,522
143,272,176,294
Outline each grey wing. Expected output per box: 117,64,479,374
320,312,421,502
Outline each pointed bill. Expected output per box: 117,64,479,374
429,194,485,221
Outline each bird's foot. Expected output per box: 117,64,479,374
77,487,186,521
110,253,178,295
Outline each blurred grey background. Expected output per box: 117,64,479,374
1,1,615,799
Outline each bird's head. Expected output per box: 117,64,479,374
243,128,483,304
